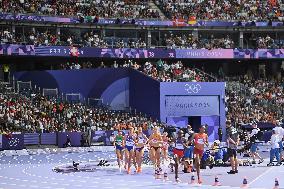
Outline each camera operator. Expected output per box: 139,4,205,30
226,120,239,174
274,121,284,162
249,123,264,164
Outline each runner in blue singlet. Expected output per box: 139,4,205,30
124,127,136,174
135,127,148,173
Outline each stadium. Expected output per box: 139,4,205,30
0,0,284,189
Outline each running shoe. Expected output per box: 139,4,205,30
175,178,181,183
258,159,264,164
198,179,203,184
267,163,274,166
183,169,190,173
243,154,250,157
235,170,238,173
276,162,282,166
252,160,256,164
227,170,235,174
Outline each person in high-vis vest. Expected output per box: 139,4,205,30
3,64,9,82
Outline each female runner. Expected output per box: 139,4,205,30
192,125,209,184
173,130,187,182
114,130,124,169
135,127,148,173
148,127,163,176
161,132,169,161
124,127,136,174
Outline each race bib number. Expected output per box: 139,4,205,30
152,139,157,143
126,141,134,146
197,138,204,144
175,143,184,149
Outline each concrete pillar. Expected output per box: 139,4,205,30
239,31,244,48
192,28,198,40
147,30,151,48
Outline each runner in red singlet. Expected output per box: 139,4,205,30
192,125,208,184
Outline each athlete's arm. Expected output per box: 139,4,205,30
158,134,163,146
143,134,149,142
205,135,209,147
113,135,117,147
227,136,236,145
183,138,188,148
189,133,195,145
123,135,126,147
236,134,240,146
147,135,153,146
134,135,138,146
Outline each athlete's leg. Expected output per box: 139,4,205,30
156,148,161,168
149,147,155,163
133,150,137,170
174,154,180,180
125,149,130,171
194,154,202,183
150,147,158,176
234,150,238,172
121,149,124,161
128,149,135,171
139,149,145,172
116,149,121,167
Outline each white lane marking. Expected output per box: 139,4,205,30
248,166,274,186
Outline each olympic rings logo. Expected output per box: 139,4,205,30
8,138,20,147
185,84,201,94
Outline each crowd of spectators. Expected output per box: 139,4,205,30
58,59,215,82
82,32,108,48
0,28,109,47
2,62,284,134
1,0,283,21
25,31,59,46
0,83,163,134
256,35,284,49
0,28,15,44
0,0,160,19
157,0,283,21
164,33,235,49
3,26,284,50
226,76,284,126
59,61,110,70
138,60,215,82
115,38,147,48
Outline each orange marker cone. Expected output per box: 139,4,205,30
273,178,279,189
190,175,196,184
241,177,248,188
212,175,221,186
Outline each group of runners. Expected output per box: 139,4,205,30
113,125,208,184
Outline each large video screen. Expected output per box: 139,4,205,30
165,96,220,117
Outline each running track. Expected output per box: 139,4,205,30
0,147,283,189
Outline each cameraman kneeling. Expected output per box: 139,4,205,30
249,124,264,164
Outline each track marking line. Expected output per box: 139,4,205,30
248,166,273,186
